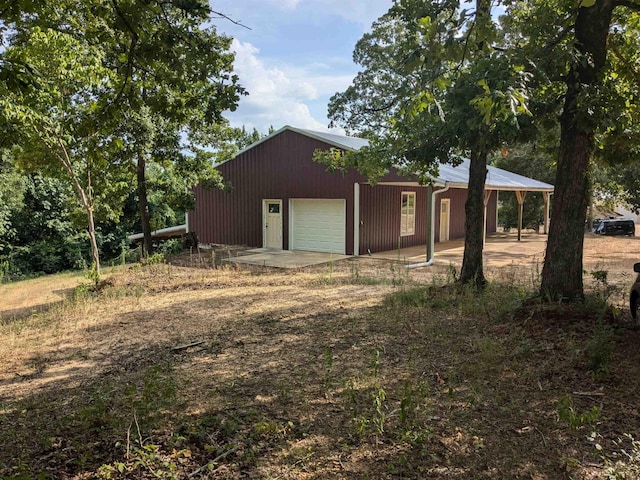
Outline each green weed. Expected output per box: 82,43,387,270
349,262,385,285
383,286,431,308
0,259,11,283
587,323,615,379
556,395,601,431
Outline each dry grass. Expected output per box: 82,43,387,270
0,236,639,479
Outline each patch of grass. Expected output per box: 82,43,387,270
383,279,531,320
347,263,387,285
383,285,437,308
556,395,601,432
587,323,615,379
0,358,180,477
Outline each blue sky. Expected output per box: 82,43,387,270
212,0,393,134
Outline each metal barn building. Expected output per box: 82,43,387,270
188,126,554,256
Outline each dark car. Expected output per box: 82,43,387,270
593,218,635,236
630,263,640,320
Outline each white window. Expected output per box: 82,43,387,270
401,192,416,236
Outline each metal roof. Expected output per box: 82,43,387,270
226,124,369,162
437,158,554,192
233,126,554,192
127,224,187,242
290,126,370,151
292,127,553,192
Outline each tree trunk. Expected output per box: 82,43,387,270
86,205,101,275
540,119,591,300
51,133,101,276
459,147,488,287
137,153,153,256
539,1,614,301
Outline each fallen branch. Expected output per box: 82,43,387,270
171,341,206,352
189,445,238,477
572,391,605,397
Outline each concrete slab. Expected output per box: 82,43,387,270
371,232,548,268
224,249,350,269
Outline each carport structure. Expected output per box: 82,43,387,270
374,158,554,266
437,159,554,240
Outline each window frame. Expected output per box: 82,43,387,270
400,191,416,236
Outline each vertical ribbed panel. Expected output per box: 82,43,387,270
434,188,467,242
359,185,428,254
190,130,376,253
432,188,498,242
189,129,477,255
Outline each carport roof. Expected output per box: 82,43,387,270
238,126,554,192
438,158,554,192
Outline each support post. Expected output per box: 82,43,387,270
515,190,527,241
483,190,493,246
543,191,551,235
426,185,433,260
353,183,360,256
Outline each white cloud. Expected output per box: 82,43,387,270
217,1,394,134
268,0,301,10
229,39,350,133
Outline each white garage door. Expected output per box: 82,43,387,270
290,199,346,254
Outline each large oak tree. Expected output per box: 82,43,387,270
505,1,640,300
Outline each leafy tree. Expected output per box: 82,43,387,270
0,161,26,252
323,0,531,286
1,174,90,276
0,27,128,275
99,0,244,254
232,126,267,152
600,163,640,215
504,1,640,300
2,1,245,261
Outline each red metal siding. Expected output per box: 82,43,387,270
434,188,466,242
190,130,414,254
433,188,498,242
359,185,428,254
189,129,496,254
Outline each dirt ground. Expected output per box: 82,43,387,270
2,231,638,318
1,233,639,479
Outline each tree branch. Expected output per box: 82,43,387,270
0,0,19,19
211,10,252,30
110,0,139,105
615,0,640,11
543,22,573,53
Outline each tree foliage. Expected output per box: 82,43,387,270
1,0,245,271
0,162,26,247
1,174,90,277
0,27,128,274
323,0,532,286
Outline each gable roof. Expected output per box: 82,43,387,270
291,127,370,151
234,125,554,192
